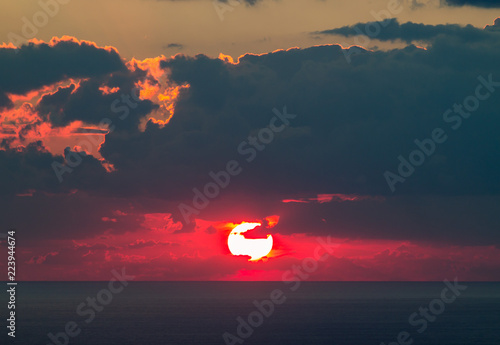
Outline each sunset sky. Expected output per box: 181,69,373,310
1,0,500,281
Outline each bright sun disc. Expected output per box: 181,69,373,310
227,222,273,261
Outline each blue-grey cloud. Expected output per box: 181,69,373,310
445,0,500,7
0,40,126,109
163,43,184,50
316,18,499,43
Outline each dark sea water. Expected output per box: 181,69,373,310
2,282,499,345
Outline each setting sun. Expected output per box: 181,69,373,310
227,222,273,261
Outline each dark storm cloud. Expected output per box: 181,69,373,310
115,36,500,201
316,18,498,43
4,21,500,245
0,39,126,109
0,141,66,195
36,71,159,131
272,195,500,246
444,0,500,7
0,141,108,196
114,24,499,244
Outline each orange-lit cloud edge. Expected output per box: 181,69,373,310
1,36,191,159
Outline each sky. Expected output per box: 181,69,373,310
1,0,500,281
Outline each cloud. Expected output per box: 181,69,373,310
27,251,58,264
485,17,500,31
128,239,178,249
72,127,109,134
272,195,500,246
163,43,184,50
157,0,260,5
0,37,126,109
35,75,158,131
3,27,500,248
316,18,498,43
444,0,500,7
282,193,384,204
139,37,500,201
0,37,161,155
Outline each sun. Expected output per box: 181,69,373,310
227,222,273,261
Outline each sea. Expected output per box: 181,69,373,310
2,282,499,345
